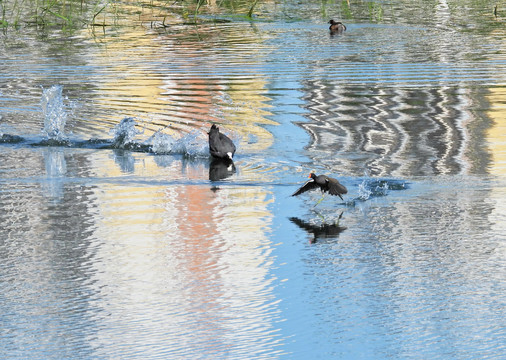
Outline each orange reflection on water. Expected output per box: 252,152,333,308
162,176,278,354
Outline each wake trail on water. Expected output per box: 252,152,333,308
0,85,212,158
1,85,411,205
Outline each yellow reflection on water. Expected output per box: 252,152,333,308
485,83,506,247
80,4,276,154
86,150,279,355
486,86,506,175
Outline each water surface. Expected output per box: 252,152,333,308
1,0,505,358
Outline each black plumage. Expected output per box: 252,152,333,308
208,124,236,160
328,20,346,34
292,173,347,200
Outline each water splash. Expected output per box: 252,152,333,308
357,178,409,200
149,130,209,158
41,85,68,141
358,180,373,200
149,131,176,154
173,131,209,158
111,117,143,149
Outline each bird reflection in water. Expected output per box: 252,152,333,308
209,158,236,182
290,211,346,244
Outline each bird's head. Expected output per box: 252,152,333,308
308,172,316,179
208,124,219,135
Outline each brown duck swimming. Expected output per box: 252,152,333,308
328,20,346,34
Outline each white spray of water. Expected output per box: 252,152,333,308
357,180,373,200
111,117,142,148
41,85,68,140
358,178,392,200
149,129,209,157
149,131,176,154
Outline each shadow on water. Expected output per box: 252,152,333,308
0,134,24,144
290,211,346,244
209,158,236,181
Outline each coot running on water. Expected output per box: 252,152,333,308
208,124,236,160
292,172,347,207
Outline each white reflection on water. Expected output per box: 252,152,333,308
43,148,67,201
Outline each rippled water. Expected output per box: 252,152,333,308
1,0,506,358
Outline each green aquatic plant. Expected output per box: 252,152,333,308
0,0,108,30
0,0,263,29
341,0,352,19
247,0,259,18
367,1,383,22
90,2,108,26
194,0,204,20
190,0,260,21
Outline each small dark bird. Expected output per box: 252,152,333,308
328,19,346,34
292,172,347,207
208,124,236,160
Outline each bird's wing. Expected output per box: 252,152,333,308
327,178,348,199
209,139,218,152
219,133,236,152
292,179,319,196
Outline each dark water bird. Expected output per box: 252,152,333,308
328,19,346,34
292,173,348,207
209,158,236,181
208,124,236,160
